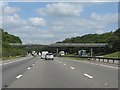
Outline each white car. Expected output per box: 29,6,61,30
45,53,54,60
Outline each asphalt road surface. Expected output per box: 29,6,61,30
2,56,118,88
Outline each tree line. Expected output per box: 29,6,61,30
55,28,120,55
0,28,26,58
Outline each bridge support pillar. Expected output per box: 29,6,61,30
56,48,59,56
90,48,93,57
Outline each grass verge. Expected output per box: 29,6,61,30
74,57,87,60
2,56,23,60
103,52,120,58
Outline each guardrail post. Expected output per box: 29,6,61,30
107,59,109,63
103,59,104,62
88,58,90,60
113,59,115,64
95,57,97,61
98,58,100,62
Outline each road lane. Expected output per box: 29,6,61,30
2,56,37,87
56,57,118,88
8,57,118,88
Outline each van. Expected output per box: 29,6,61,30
41,51,48,59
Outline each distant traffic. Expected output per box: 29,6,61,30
29,49,89,61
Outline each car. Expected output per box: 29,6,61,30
45,53,54,60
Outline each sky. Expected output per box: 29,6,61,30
0,1,118,44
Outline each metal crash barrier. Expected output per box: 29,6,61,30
78,56,120,64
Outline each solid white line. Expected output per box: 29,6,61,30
59,62,61,63
3,62,14,65
99,64,118,69
84,73,93,79
70,67,75,70
2,57,31,65
82,61,118,69
16,74,22,79
27,67,31,70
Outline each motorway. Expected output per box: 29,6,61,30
1,56,118,88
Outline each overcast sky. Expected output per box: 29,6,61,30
1,1,118,44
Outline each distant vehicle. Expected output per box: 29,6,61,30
78,50,88,57
45,53,54,60
41,51,48,59
38,52,41,56
59,51,65,56
32,51,35,55
32,51,37,56
34,52,38,56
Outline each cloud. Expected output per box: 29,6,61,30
49,12,117,35
3,14,28,29
36,3,83,16
7,26,54,44
28,17,47,26
2,2,118,44
2,2,27,29
2,2,20,15
3,6,20,15
91,12,118,24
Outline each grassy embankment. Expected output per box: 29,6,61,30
65,52,120,61
0,46,24,60
63,54,87,60
103,52,120,58
2,55,24,60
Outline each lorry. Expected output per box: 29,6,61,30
78,50,87,57
59,51,65,56
41,51,48,59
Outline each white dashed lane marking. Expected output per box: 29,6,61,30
64,63,66,65
16,74,22,79
27,67,31,70
84,73,94,79
70,67,75,70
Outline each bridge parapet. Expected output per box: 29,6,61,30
9,43,108,47
49,43,108,47
9,43,22,46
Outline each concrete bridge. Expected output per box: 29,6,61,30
9,43,108,47
9,43,108,56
